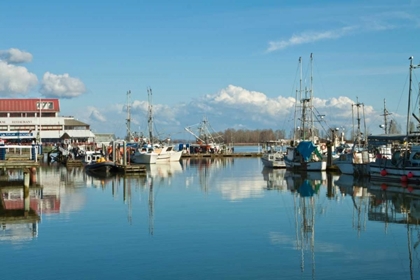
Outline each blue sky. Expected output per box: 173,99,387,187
1,0,420,140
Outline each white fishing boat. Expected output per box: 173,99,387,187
151,143,183,162
131,144,159,164
260,141,286,168
333,98,375,175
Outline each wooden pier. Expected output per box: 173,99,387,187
0,160,39,169
116,164,147,175
181,152,261,158
66,159,84,167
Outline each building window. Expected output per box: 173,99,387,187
26,113,36,117
37,101,54,110
0,113,7,117
10,113,22,117
41,112,55,117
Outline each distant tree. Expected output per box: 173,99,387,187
388,119,401,134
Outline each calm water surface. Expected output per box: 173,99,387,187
1,155,419,280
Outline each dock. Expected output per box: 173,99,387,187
181,152,261,158
0,160,39,169
115,164,147,175
66,159,84,167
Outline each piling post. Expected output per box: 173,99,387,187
30,167,37,185
24,171,30,188
31,142,37,161
0,140,5,160
123,141,127,166
326,141,333,168
24,186,30,213
112,141,116,163
326,172,334,198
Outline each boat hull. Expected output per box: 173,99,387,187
131,152,158,164
84,161,117,174
261,153,286,168
370,158,420,183
285,159,327,171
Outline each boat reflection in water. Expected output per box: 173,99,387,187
334,174,370,235
367,180,420,280
261,167,287,191
283,171,328,277
145,162,183,181
284,171,420,278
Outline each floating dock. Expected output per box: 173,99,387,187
115,164,147,175
181,152,261,158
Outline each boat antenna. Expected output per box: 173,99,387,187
147,87,153,143
310,53,314,140
380,99,392,134
293,57,301,142
407,57,420,136
352,97,364,146
126,90,132,141
407,57,414,136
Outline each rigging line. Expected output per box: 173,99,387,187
313,56,329,99
395,71,410,117
285,58,305,134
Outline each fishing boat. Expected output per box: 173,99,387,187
130,142,159,164
129,88,182,164
184,116,227,154
369,57,420,183
333,98,375,175
260,141,286,168
83,151,117,174
155,145,182,162
284,54,327,171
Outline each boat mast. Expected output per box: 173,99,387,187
352,97,364,146
407,57,420,137
125,90,132,141
301,54,314,141
380,99,391,134
147,87,153,143
407,57,413,136
293,57,301,142
309,53,314,141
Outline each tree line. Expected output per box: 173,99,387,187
173,119,403,144
219,128,287,144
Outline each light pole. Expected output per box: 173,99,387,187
37,97,42,145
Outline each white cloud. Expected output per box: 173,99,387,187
88,107,107,122
266,9,420,52
0,48,33,63
204,85,295,118
267,26,355,52
39,72,86,98
78,85,397,139
0,61,38,95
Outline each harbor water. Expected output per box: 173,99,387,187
0,154,419,279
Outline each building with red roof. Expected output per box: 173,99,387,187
0,98,95,144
